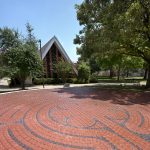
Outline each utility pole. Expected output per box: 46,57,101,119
38,39,45,88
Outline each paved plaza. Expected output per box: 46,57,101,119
0,87,150,149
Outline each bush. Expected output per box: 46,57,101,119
66,78,74,83
55,59,72,83
52,78,63,84
33,78,70,85
73,78,78,84
33,78,48,85
90,74,98,83
33,78,53,85
78,62,90,83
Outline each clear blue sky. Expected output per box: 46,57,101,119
0,0,83,62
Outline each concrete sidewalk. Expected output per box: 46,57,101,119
0,82,146,94
0,77,146,94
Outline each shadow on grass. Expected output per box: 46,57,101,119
53,85,150,105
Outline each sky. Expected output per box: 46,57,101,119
0,0,83,62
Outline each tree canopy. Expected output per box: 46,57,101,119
0,24,42,89
0,27,21,51
74,0,150,87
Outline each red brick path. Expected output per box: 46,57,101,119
0,87,150,150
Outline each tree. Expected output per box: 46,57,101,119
0,27,21,79
120,56,144,77
0,24,42,89
74,0,150,87
143,62,149,79
0,27,20,51
55,59,72,83
89,56,101,74
25,22,38,49
3,44,42,89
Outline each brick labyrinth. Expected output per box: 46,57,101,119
0,88,150,150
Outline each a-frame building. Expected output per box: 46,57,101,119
39,36,77,78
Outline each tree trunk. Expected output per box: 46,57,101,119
117,66,121,81
109,68,114,78
144,68,148,80
21,78,25,90
146,65,150,88
126,69,129,77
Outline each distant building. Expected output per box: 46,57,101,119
38,36,77,78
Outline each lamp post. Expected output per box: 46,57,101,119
38,39,45,88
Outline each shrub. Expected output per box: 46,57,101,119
73,78,78,84
55,59,72,83
33,78,65,85
52,78,63,84
66,78,74,83
78,62,90,83
90,74,98,83
33,78,47,85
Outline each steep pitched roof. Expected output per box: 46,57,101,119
38,36,78,75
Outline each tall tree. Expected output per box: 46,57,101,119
89,56,101,74
25,23,38,48
0,24,42,89
0,27,20,51
74,0,150,87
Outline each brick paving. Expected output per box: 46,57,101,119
0,87,150,150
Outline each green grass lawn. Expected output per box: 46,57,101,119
98,76,146,83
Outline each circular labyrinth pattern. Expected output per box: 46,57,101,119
0,88,150,150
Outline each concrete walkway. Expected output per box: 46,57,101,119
0,78,146,94
0,83,144,93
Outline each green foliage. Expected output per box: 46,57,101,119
3,44,42,78
33,78,62,85
0,24,42,89
66,78,74,83
25,23,38,49
33,78,76,85
75,0,150,87
77,62,90,83
120,56,144,71
55,59,72,83
90,74,98,83
89,56,101,73
0,27,21,50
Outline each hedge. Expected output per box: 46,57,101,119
33,78,76,85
